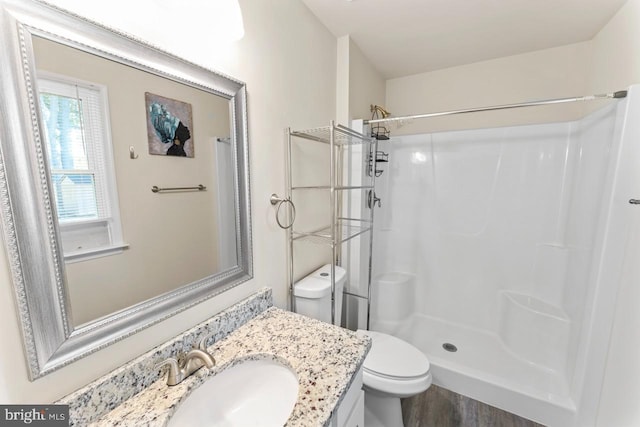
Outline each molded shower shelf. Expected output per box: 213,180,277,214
292,224,371,245
290,125,375,146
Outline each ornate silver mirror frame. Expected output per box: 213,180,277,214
0,0,252,379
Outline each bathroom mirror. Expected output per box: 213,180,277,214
0,0,252,379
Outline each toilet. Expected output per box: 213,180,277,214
356,329,432,427
294,264,346,325
295,265,432,427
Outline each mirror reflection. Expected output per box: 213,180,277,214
32,36,238,326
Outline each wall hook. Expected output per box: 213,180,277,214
129,146,139,159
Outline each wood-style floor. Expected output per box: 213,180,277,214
401,385,546,427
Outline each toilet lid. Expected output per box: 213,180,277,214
357,330,430,379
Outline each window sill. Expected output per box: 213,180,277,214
64,243,130,263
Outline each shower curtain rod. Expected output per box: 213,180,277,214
364,90,628,124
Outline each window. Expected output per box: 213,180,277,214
38,74,126,261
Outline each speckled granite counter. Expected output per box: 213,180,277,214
91,307,370,426
58,289,273,426
59,288,370,427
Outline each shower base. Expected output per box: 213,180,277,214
393,313,577,427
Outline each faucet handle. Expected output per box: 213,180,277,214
155,357,182,386
198,333,215,352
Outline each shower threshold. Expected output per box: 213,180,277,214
390,313,577,427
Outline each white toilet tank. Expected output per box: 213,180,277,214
294,264,346,326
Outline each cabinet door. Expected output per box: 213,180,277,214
342,390,364,427
331,367,364,427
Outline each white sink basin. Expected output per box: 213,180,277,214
167,359,299,427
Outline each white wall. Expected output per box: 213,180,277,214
0,0,336,403
386,42,593,135
587,1,640,426
336,35,386,125
589,0,640,95
348,38,386,122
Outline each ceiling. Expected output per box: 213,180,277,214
301,0,628,79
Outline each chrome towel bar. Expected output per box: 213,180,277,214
151,184,206,193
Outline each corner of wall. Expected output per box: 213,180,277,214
347,38,386,123
336,35,351,126
588,0,640,95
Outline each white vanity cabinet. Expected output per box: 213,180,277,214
331,367,364,427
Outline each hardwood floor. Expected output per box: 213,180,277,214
401,385,545,427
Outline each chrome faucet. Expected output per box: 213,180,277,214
156,339,216,386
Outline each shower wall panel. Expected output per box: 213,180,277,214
370,95,629,427
562,103,618,387
373,104,618,373
375,122,577,332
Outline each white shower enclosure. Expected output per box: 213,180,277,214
364,86,640,426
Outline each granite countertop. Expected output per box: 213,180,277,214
89,307,371,427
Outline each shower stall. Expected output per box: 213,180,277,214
354,86,640,426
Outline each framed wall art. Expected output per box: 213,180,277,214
145,92,194,157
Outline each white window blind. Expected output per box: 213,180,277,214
38,75,126,261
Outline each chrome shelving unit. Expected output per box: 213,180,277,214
292,222,372,244
285,121,377,326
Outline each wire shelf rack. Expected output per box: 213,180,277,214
292,223,371,245
284,120,376,329
290,124,374,146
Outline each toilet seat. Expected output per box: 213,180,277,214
357,330,432,397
